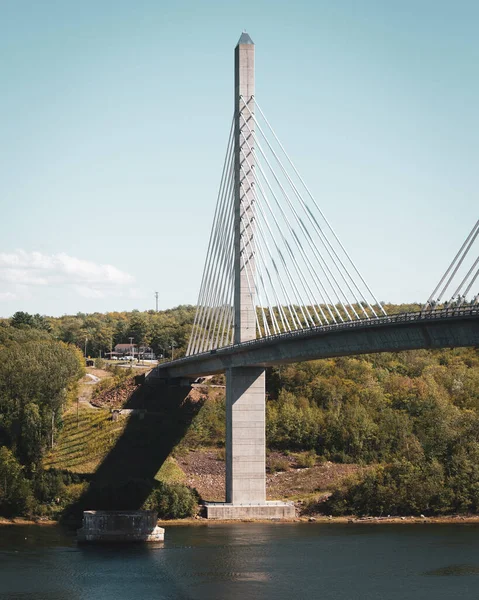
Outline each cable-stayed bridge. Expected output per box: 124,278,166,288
152,33,478,519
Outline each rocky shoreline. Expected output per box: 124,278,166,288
4,514,479,528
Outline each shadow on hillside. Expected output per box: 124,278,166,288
63,376,204,525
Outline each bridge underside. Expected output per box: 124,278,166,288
153,315,479,380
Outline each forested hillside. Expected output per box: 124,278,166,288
1,305,479,519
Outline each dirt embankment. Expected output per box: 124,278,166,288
177,449,366,505
91,377,139,409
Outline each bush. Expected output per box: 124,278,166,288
296,451,317,468
324,460,449,516
144,481,198,519
268,455,290,473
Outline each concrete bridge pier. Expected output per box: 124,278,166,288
205,365,295,519
226,367,266,504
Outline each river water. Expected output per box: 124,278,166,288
1,522,479,599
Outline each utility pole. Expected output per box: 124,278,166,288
155,291,159,312
129,336,134,361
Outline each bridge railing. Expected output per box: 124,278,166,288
157,305,479,369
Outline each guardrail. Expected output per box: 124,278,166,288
156,306,479,370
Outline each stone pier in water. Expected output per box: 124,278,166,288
77,510,164,543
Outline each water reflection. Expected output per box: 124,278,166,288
3,523,479,600
425,564,479,576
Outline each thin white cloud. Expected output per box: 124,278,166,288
1,268,49,285
0,250,134,300
0,292,16,301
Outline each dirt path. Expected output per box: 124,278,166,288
76,368,111,410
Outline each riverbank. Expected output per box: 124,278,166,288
5,514,479,528
157,514,479,526
0,517,58,526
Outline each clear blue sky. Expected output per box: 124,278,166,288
0,0,477,317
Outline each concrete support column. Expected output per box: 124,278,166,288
226,366,266,504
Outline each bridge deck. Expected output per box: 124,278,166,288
151,307,479,379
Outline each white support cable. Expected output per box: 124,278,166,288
243,201,290,333
462,265,479,299
241,175,305,329
246,171,325,328
239,229,263,338
249,210,293,333
240,203,283,334
240,114,357,322
246,106,372,319
241,167,325,327
240,173,299,330
238,136,314,329
427,220,479,304
244,101,373,319
253,99,387,316
240,141,343,324
206,202,236,350
239,129,342,324
199,186,235,353
187,129,234,355
193,155,235,354
192,187,231,354
215,247,235,348
222,290,235,347
240,213,262,337
450,255,479,300
219,219,237,349
247,161,331,326
214,247,234,350
193,189,232,354
203,193,235,347
237,165,268,337
227,304,234,346
190,138,235,355
218,287,234,348
212,208,235,351
240,215,272,337
239,152,315,328
436,221,479,302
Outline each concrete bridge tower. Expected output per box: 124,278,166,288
208,33,295,519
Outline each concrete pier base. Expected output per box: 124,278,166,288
77,510,164,543
205,501,296,520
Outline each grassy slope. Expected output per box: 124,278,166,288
46,369,204,510
44,405,126,473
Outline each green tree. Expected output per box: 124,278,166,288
0,447,33,517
